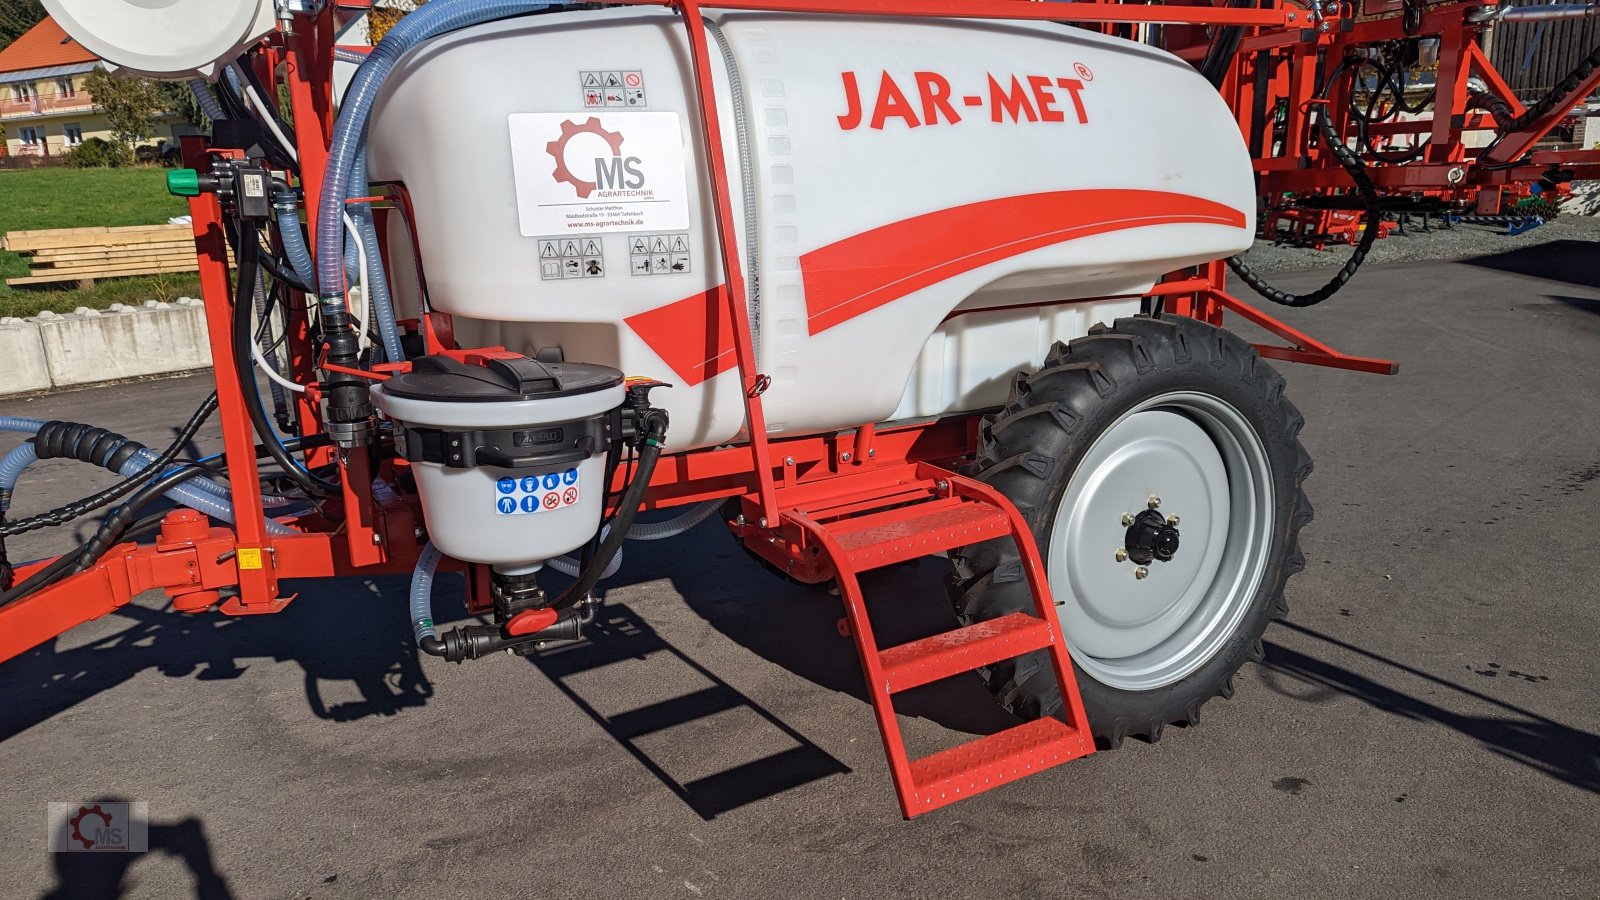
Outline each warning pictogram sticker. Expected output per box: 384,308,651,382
539,235,608,279
581,69,646,107
628,232,692,276
494,468,582,514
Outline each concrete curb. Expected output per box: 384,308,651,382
0,298,213,398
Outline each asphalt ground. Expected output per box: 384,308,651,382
2,242,1598,899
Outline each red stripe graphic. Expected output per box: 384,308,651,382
800,189,1246,335
627,190,1244,385
624,286,739,387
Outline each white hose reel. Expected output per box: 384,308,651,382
42,0,279,80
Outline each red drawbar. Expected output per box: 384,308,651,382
624,286,739,386
800,189,1246,335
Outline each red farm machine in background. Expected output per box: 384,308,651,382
0,0,1593,819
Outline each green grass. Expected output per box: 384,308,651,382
0,167,201,319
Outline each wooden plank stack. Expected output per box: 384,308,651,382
2,224,225,288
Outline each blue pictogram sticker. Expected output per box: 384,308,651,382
521,495,541,513
562,467,579,486
497,477,516,495
497,497,517,515
520,476,539,493
543,473,560,491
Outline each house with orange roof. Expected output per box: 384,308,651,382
0,15,186,159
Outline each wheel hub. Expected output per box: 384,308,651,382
1123,508,1180,566
1047,392,1275,692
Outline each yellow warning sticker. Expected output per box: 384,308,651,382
237,548,263,570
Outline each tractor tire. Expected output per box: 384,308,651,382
948,314,1312,748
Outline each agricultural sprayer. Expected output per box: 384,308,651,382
2,0,1593,817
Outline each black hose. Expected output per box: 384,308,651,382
0,465,211,608
0,394,219,538
256,248,311,295
550,434,665,614
232,222,328,497
1473,42,1600,140
420,413,670,661
73,465,213,575
1226,58,1382,307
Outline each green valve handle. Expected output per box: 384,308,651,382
166,168,201,197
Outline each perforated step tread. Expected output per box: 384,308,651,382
908,717,1090,813
824,497,1011,571
879,613,1054,694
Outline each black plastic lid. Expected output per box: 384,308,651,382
381,354,624,403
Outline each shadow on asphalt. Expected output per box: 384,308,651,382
1460,240,1600,289
1259,621,1600,796
0,574,436,743
523,603,851,820
40,800,234,900
1547,295,1600,316
7,519,1597,819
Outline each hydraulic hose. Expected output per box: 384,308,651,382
0,398,219,537
0,434,296,538
548,428,667,614
0,442,38,508
626,500,721,540
234,222,330,497
538,502,718,578
1472,43,1600,139
187,78,228,124
348,153,405,362
253,274,290,428
272,191,316,289
0,439,294,511
1225,59,1381,307
411,541,444,652
0,464,214,607
315,0,569,301
418,412,670,661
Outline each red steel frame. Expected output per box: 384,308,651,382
1167,0,1600,232
0,0,1399,668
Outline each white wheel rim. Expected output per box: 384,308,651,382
1047,391,1275,691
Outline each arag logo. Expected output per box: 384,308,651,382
546,117,644,199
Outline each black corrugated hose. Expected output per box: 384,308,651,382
1225,58,1382,307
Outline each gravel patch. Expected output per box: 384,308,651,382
1234,198,1600,274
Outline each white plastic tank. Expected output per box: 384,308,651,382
367,10,1255,451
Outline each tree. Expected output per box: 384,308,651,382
0,0,44,52
83,67,166,163
369,0,428,44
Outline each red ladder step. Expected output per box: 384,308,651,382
826,497,1011,571
780,463,1095,818
879,612,1054,694
907,717,1089,813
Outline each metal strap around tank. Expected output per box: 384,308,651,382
704,18,763,361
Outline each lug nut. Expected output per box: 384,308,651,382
1134,566,1149,580
1115,548,1128,562
1167,515,1180,526
1148,496,1161,510
1121,513,1134,527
